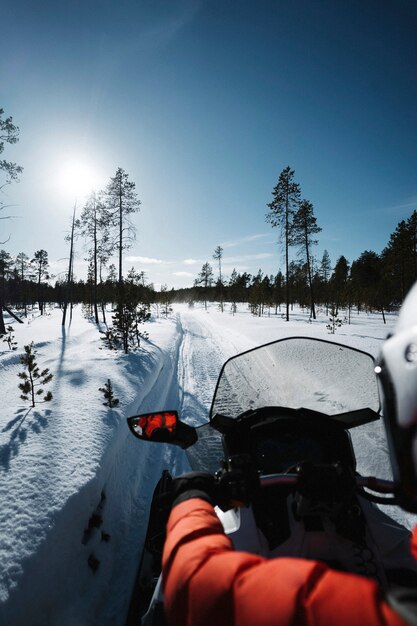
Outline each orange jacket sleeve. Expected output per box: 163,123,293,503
162,498,408,626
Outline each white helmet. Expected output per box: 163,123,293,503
377,281,417,512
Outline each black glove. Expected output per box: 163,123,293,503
171,472,216,507
216,467,260,511
171,457,260,511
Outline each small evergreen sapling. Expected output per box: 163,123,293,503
18,342,53,407
99,379,119,408
3,326,17,350
326,305,344,335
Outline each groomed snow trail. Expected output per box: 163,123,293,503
176,306,256,427
95,305,254,625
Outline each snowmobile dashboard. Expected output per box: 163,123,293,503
210,407,360,474
210,405,379,433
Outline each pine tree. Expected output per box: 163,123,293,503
228,268,238,310
329,256,349,315
266,166,301,321
0,108,23,334
32,250,50,315
77,192,111,324
15,252,31,280
104,168,141,290
18,342,53,407
291,199,321,319
15,252,32,317
195,262,214,310
107,264,117,283
272,271,283,314
320,250,332,315
213,245,224,312
0,249,13,282
112,302,136,354
99,379,119,408
3,325,17,350
0,108,23,188
326,305,344,334
101,275,151,353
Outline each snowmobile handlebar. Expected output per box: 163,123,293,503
215,454,397,506
214,458,398,508
259,472,395,493
257,472,397,504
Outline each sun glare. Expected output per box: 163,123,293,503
57,159,102,199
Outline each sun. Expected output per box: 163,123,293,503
57,159,102,199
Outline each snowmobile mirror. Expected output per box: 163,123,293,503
127,411,198,449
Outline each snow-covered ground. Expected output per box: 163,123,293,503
0,302,415,625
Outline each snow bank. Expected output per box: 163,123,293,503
0,308,184,624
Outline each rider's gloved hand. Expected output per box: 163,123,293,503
171,472,217,507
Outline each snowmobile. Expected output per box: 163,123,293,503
125,337,417,626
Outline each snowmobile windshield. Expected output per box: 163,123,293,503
210,337,380,421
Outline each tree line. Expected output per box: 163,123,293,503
174,214,415,323
186,166,416,322
1,107,417,334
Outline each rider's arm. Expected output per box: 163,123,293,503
162,498,408,626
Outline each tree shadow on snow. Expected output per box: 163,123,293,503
0,408,50,472
30,410,50,434
123,349,160,382
2,407,31,433
55,326,68,378
1,413,25,433
102,407,120,429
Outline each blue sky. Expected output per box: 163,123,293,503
2,0,417,289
